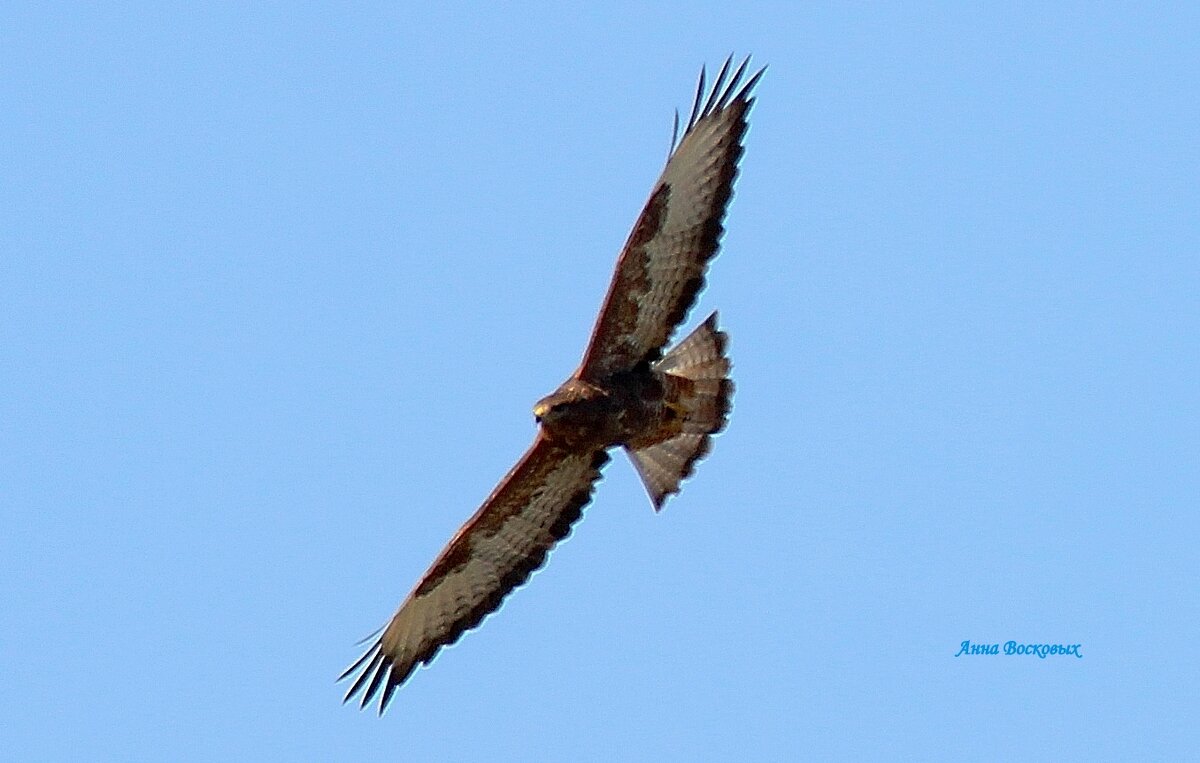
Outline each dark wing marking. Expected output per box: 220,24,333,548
576,56,764,380
339,436,609,714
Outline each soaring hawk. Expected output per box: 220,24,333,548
341,57,763,713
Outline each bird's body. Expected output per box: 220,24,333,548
341,57,762,713
535,312,732,486
535,368,673,450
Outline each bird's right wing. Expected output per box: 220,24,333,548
339,435,609,714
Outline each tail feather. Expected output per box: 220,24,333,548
653,312,731,381
626,312,733,510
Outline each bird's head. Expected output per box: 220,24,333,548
533,381,605,433
532,395,567,426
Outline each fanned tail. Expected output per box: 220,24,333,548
626,312,733,509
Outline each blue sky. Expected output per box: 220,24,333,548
3,3,1197,760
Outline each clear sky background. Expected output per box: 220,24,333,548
3,3,1197,760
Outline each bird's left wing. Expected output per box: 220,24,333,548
339,435,609,714
576,56,763,380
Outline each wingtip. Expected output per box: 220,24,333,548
701,56,734,117
669,108,681,157
686,64,707,132
678,55,765,142
737,63,767,104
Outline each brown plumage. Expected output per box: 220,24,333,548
340,56,762,713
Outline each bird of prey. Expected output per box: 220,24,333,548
340,56,763,713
